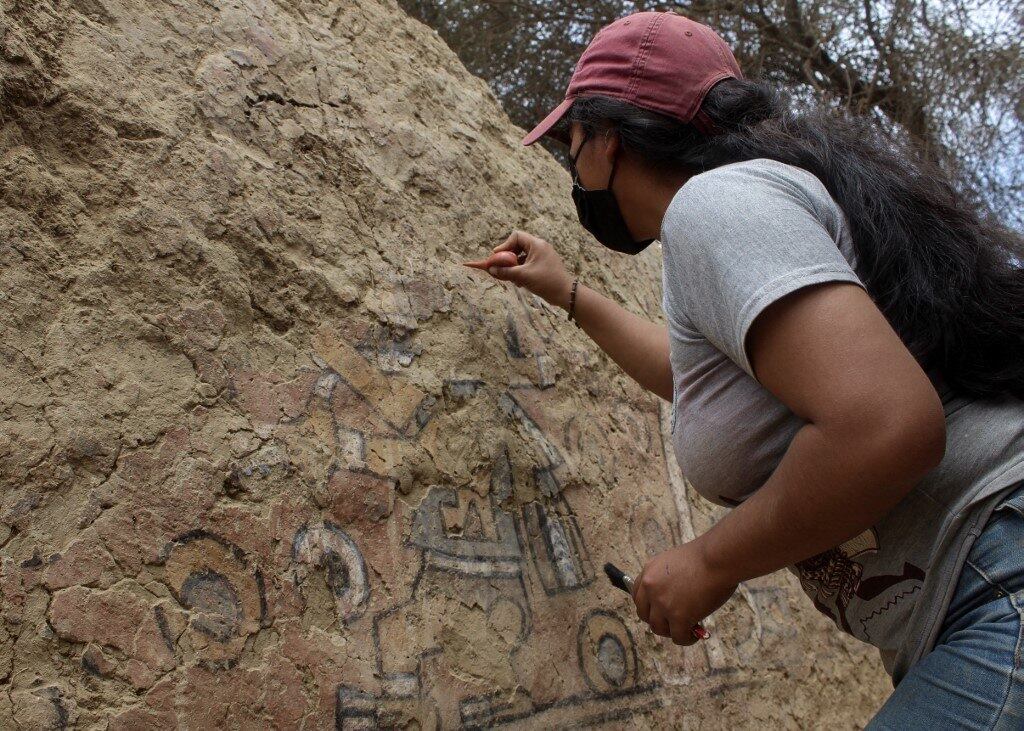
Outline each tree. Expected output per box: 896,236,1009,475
398,0,1023,228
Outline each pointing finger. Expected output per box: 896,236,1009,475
492,230,533,255
492,230,520,253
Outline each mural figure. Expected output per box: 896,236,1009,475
328,366,664,727
197,328,794,727
159,530,269,667
292,520,371,625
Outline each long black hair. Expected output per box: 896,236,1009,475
562,79,1024,401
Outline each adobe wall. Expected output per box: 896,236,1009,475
0,0,890,726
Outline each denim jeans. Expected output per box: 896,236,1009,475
867,480,1024,730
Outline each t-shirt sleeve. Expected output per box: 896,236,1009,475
660,163,867,381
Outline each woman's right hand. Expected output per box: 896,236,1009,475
463,230,574,311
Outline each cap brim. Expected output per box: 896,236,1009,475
521,97,574,146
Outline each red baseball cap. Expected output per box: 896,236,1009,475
521,11,742,146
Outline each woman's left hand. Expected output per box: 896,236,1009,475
631,540,738,646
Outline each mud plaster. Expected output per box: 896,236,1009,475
0,0,891,727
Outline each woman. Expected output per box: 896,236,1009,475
467,10,1024,728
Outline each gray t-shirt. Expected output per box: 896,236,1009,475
659,157,1024,685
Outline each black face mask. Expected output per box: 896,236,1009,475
569,132,656,255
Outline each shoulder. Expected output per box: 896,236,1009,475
661,159,843,242
683,158,833,207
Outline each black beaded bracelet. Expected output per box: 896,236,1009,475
567,278,580,327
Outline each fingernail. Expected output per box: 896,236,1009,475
488,267,497,275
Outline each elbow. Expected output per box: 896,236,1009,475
923,405,948,472
896,405,946,479
906,380,948,476
656,359,674,403
923,403,948,470
870,396,947,484
828,388,947,486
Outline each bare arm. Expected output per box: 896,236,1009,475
478,231,673,402
632,280,947,646
696,281,947,581
560,282,673,402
